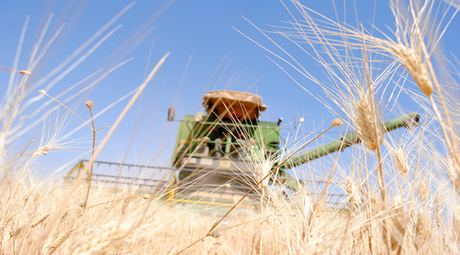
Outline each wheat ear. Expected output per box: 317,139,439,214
47,228,73,254
354,96,383,151
31,213,51,228
69,224,130,255
345,177,361,208
392,148,409,178
392,45,433,97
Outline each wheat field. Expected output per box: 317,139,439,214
2,0,460,254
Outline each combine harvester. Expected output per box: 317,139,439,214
67,90,420,206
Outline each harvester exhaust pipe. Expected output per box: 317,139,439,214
167,106,175,121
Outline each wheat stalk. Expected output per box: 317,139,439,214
0,66,33,75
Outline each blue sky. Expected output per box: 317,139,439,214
1,0,459,178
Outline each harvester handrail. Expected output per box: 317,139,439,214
79,159,175,171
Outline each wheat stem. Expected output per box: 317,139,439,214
39,90,93,131
0,66,33,75
86,194,149,209
362,35,391,254
84,102,96,209
429,95,460,190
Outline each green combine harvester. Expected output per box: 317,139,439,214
68,90,419,204
167,90,420,197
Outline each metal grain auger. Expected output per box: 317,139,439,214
68,90,420,202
